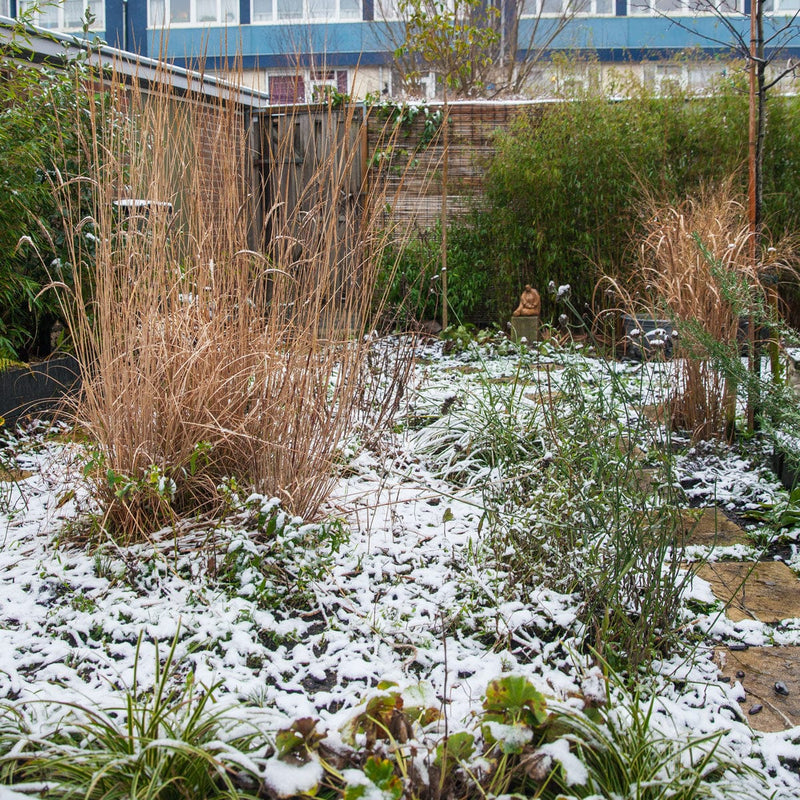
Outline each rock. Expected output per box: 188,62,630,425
418,320,442,335
715,646,800,732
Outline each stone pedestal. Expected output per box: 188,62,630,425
509,315,539,345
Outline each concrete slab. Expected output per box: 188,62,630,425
715,646,800,732
679,508,750,548
0,468,31,482
695,561,800,623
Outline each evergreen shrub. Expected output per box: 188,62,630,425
385,73,800,327
0,39,103,360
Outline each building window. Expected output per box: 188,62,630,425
373,0,400,19
18,0,104,30
0,0,9,16
642,61,687,91
269,74,306,103
522,0,613,14
268,70,348,103
629,0,742,14
764,0,800,11
252,0,361,21
149,0,238,26
310,69,348,99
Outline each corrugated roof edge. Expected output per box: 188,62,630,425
0,15,271,109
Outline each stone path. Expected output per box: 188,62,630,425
682,506,800,732
694,561,800,624
680,507,749,548
715,646,800,732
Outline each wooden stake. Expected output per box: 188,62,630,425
441,87,449,331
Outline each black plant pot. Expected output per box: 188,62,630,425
0,355,81,428
621,314,675,360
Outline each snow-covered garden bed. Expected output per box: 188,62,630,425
1,336,799,798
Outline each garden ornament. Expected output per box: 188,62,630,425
512,285,541,317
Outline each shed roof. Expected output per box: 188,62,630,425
0,15,271,109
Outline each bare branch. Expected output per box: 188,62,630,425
763,59,798,90
762,9,800,47
630,6,751,56
508,0,578,94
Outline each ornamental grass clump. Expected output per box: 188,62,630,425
0,633,260,799
414,337,688,672
46,60,417,541
631,185,791,440
482,358,688,673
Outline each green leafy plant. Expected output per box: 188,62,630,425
2,632,257,799
0,22,107,360
447,70,800,325
481,675,549,755
394,0,499,96
218,496,347,610
343,756,404,800
544,681,771,800
747,485,800,530
275,717,327,762
412,363,543,486
341,682,439,749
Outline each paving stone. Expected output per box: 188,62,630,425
695,561,800,623
0,467,31,482
679,507,749,547
715,646,800,732
523,390,565,405
637,404,668,425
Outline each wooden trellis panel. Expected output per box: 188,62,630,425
366,101,546,230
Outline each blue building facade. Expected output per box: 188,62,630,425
2,0,798,99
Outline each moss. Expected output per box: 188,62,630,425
0,358,27,373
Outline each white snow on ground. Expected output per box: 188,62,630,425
1,340,799,796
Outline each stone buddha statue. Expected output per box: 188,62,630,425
512,285,541,317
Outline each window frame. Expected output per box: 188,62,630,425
763,0,800,13
520,0,615,16
18,0,105,30
267,69,349,103
251,0,362,23
148,0,239,27
628,0,744,15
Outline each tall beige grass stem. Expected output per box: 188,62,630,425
47,60,423,541
630,185,788,440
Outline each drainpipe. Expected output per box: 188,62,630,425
122,0,128,51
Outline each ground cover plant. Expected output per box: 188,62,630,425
3,328,800,798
